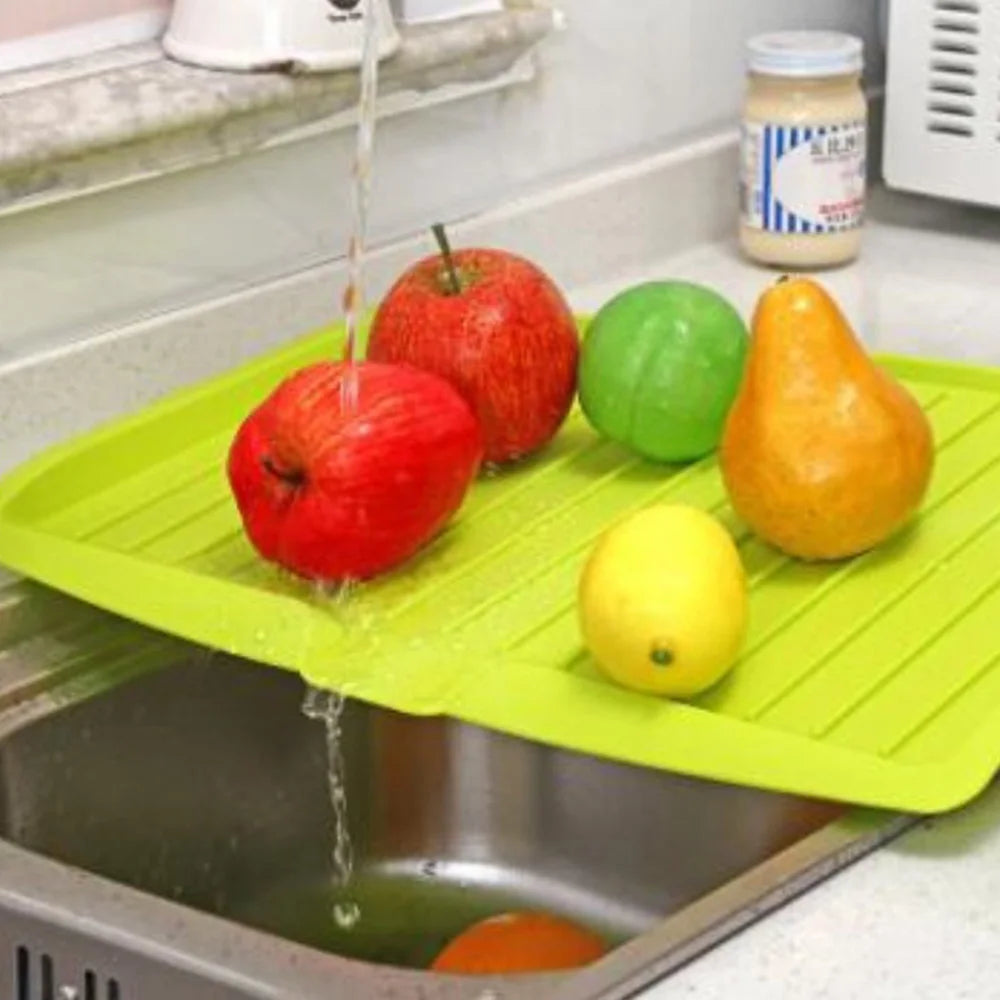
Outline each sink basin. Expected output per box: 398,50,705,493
0,581,910,1000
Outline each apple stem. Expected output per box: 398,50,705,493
432,223,462,296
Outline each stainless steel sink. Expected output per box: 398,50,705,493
0,578,911,1000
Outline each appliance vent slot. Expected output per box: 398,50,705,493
932,16,980,33
928,99,975,116
926,2,981,139
927,120,975,136
930,77,975,95
933,0,980,12
931,37,978,54
931,59,976,75
12,947,123,1000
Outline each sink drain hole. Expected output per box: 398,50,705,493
12,946,122,1000
40,953,53,999
15,945,29,1000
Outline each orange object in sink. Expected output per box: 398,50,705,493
431,911,606,975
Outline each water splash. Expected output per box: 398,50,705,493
311,576,359,606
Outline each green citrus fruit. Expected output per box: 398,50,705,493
579,281,748,462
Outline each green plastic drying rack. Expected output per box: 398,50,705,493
1,317,1000,814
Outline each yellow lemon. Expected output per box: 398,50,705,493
578,504,748,698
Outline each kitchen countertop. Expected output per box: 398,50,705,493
638,785,1000,1000
0,7,555,215
567,191,1000,1000
572,186,1000,371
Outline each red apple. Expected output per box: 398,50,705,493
367,239,579,465
227,361,482,582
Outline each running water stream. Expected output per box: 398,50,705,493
302,0,385,932
302,684,360,930
339,0,382,411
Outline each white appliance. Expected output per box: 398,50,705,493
884,0,1000,207
163,0,400,73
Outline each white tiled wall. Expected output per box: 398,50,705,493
367,1,881,239
0,1,169,73
0,0,881,360
0,0,167,40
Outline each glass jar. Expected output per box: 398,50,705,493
739,31,867,269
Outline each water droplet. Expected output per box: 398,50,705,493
334,900,361,930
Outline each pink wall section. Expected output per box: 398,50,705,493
0,1,170,42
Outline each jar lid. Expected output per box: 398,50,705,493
747,31,863,78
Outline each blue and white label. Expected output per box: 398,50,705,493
741,121,866,234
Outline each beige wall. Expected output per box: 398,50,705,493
0,0,169,42
0,0,883,356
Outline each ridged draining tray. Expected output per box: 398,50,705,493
1,320,998,812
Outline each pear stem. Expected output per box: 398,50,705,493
432,223,462,296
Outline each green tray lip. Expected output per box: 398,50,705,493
1,322,999,815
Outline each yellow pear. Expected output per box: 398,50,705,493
720,277,934,561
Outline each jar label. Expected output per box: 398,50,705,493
741,121,866,234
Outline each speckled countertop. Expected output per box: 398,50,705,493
635,786,1000,1000
0,6,555,213
567,198,1000,1000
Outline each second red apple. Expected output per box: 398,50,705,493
368,245,579,465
